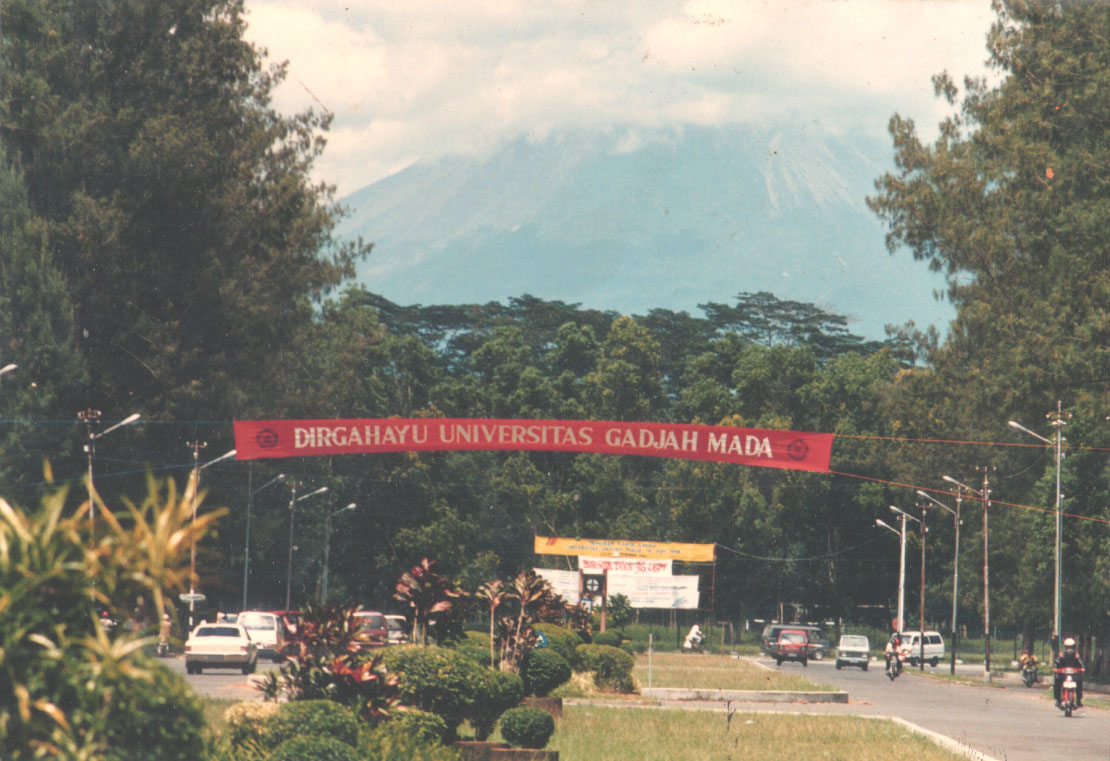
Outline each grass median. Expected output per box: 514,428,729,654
550,706,969,761
634,652,836,692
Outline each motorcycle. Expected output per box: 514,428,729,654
1021,661,1038,687
886,648,907,680
1054,666,1083,717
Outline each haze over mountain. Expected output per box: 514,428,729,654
335,125,955,341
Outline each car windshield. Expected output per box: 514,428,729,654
238,613,275,630
386,618,404,631
780,632,804,643
357,613,385,629
840,636,868,647
197,627,240,637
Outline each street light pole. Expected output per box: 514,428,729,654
185,444,236,630
322,502,357,603
944,472,991,678
1008,402,1067,657
243,466,285,611
286,484,328,612
891,505,924,669
875,516,906,634
917,487,960,674
78,409,141,538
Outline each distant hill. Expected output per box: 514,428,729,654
334,125,954,340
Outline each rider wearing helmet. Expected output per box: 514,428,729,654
884,631,904,673
1053,637,1084,707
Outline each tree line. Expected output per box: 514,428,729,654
0,0,1107,656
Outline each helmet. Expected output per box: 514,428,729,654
1063,637,1076,653
163,613,171,621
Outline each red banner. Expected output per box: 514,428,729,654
233,418,833,472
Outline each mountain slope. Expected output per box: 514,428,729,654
335,125,953,340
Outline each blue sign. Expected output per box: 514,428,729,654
535,632,549,648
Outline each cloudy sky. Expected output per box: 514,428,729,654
244,0,998,198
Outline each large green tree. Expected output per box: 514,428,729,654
0,0,364,429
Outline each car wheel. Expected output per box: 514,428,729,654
801,658,808,667
812,649,824,660
775,658,782,666
862,662,868,671
194,664,202,674
242,662,256,675
908,658,918,667
185,663,194,675
836,661,842,670
930,658,938,667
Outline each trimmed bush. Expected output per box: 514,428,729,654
592,631,622,648
522,648,571,697
383,644,495,737
361,721,461,761
498,706,555,749
576,643,637,693
390,708,449,745
262,700,360,751
455,641,495,668
269,734,360,761
101,659,207,761
471,668,524,741
223,701,279,748
532,623,583,668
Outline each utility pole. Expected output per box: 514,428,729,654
981,467,991,678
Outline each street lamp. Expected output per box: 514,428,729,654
917,488,961,674
1008,402,1066,657
893,504,928,671
321,502,357,603
185,445,237,630
78,409,141,532
944,472,992,677
286,484,328,612
243,467,285,611
875,516,907,635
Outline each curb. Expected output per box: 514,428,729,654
887,717,1004,761
641,687,848,703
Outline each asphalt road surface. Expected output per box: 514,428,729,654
752,656,1109,761
163,654,279,701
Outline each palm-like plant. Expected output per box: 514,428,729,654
476,579,507,667
393,557,460,646
497,569,551,672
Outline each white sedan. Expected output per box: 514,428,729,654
184,623,258,675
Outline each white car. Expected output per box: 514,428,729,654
385,614,408,644
184,623,257,675
237,611,285,662
900,630,945,667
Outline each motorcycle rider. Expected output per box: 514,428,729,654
683,623,704,651
1053,637,1084,708
884,632,904,674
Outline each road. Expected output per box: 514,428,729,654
747,656,1109,761
162,654,279,701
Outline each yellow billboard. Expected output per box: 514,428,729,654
534,535,715,562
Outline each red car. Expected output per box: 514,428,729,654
352,610,388,649
775,628,809,667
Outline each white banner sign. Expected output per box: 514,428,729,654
533,568,700,610
579,556,672,576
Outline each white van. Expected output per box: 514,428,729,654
236,611,285,662
900,630,945,667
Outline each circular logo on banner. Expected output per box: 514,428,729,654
786,439,809,461
585,577,601,594
256,428,279,449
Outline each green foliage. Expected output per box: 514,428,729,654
532,624,583,669
498,706,556,749
359,719,460,761
0,478,218,760
394,558,467,646
471,669,524,741
102,659,207,761
222,702,279,750
258,604,402,722
576,644,637,693
268,734,360,761
592,631,622,648
381,645,495,738
388,709,450,745
607,593,634,630
522,648,572,697
261,700,360,751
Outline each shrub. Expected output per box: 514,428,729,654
498,706,555,749
576,643,637,693
471,668,524,741
269,734,360,761
262,700,360,751
223,702,279,748
455,641,495,668
592,631,622,648
522,648,571,697
389,708,449,745
382,645,491,738
103,658,207,761
532,623,583,668
361,721,461,761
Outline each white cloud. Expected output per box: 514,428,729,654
245,0,996,195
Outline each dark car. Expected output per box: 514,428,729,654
760,623,830,660
774,628,809,666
